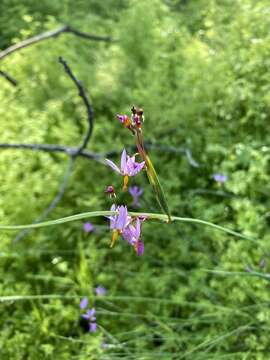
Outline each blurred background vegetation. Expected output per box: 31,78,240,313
1,0,270,358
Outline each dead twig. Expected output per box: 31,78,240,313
0,70,18,86
0,25,112,61
0,25,113,86
13,57,95,241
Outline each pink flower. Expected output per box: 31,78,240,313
108,204,131,231
107,204,131,247
105,149,145,190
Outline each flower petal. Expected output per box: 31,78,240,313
89,322,97,332
132,161,145,176
136,240,144,256
121,148,127,172
116,206,128,230
105,159,121,174
80,297,88,309
135,218,141,239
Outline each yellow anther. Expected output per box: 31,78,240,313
123,175,129,191
110,230,119,248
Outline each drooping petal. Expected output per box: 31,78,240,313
120,148,127,173
122,225,136,245
136,240,144,256
134,218,141,239
105,159,121,174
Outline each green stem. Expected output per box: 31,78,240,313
0,210,257,244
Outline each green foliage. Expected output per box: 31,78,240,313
1,0,270,358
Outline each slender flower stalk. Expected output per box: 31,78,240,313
116,107,171,221
0,210,262,252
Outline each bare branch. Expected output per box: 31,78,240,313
0,143,103,161
0,70,17,86
58,56,94,153
0,25,113,85
10,58,96,241
0,25,112,61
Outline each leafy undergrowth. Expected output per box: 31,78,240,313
1,0,270,359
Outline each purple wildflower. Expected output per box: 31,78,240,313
81,308,97,332
106,204,145,255
213,173,227,183
95,285,107,296
107,204,131,247
83,222,94,233
108,204,131,231
129,185,144,207
105,149,145,190
80,297,88,310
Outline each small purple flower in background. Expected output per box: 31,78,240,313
213,173,227,183
129,185,144,207
81,308,97,332
105,148,145,190
95,285,107,296
83,222,94,233
80,297,89,310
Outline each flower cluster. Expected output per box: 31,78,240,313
107,204,145,255
103,106,149,255
116,106,144,132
